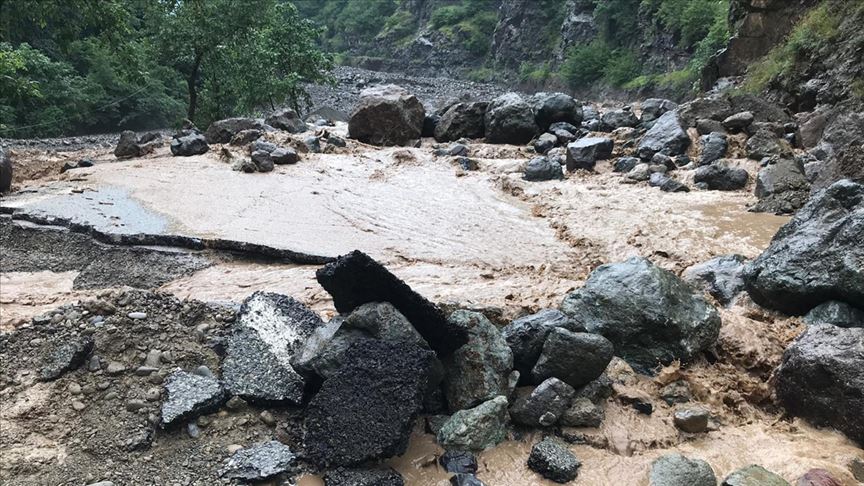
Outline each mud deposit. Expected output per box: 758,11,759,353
2,126,861,486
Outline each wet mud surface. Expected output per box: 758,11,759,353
3,121,862,486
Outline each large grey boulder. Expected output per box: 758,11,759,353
683,254,747,306
265,108,308,133
699,132,728,166
442,310,513,412
743,180,864,314
509,378,575,427
484,93,538,144
638,111,690,160
649,454,716,486
565,137,613,171
531,92,582,131
205,118,265,144
747,129,792,160
640,99,678,125
693,162,749,191
600,108,639,131
437,396,509,451
348,85,425,146
803,301,864,328
501,309,582,380
304,339,435,467
752,157,811,214
435,102,488,142
170,133,209,156
523,156,563,181
0,147,12,192
721,465,790,486
560,257,721,372
222,292,323,404
775,325,864,443
530,328,613,389
316,251,468,356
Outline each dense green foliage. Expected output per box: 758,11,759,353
1,0,331,138
429,1,499,56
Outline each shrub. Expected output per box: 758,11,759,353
561,40,614,89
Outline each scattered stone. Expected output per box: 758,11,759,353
219,440,296,481
775,325,864,443
187,422,200,438
316,250,468,356
114,130,157,158
106,361,126,375
485,92,538,144
60,159,94,173
530,328,613,388
259,410,276,426
559,397,604,428
135,366,158,377
696,118,726,135
649,454,716,486
222,292,323,404
126,399,147,412
40,336,94,381
660,380,692,406
435,102,488,142
205,118,264,144
160,369,227,428
527,437,580,483
565,137,613,171
501,309,581,381
344,301,430,348
71,400,86,411
270,147,299,165
560,257,721,371
532,92,582,131
848,458,864,482
510,378,575,427
700,132,728,166
673,407,709,433
266,108,308,133
250,150,275,172
323,468,405,486
796,469,842,486
440,450,478,474
450,474,486,486
127,311,147,320
614,156,640,173
649,173,689,193
443,310,513,411
723,111,755,132
722,465,790,486
0,147,12,192
683,254,747,306
803,301,864,328
426,415,450,435
694,162,749,191
744,180,863,313
304,340,435,467
170,133,209,156
638,111,690,160
437,396,509,451
641,99,678,125
752,157,810,214
747,129,792,160
601,108,639,131
448,143,469,157
229,129,263,146
523,156,563,181
349,85,425,146
534,133,558,154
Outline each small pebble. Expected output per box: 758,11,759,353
106,361,126,375
88,355,102,372
226,444,243,454
128,312,148,320
187,422,200,439
145,388,161,402
135,366,158,376
225,396,246,410
72,400,86,411
68,383,82,395
104,391,119,401
259,411,276,426
127,399,148,412
144,350,162,367
193,365,214,378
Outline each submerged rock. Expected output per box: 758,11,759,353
803,301,864,328
683,254,747,306
40,336,94,381
160,370,226,428
649,454,716,486
775,325,864,443
744,180,864,314
485,93,538,144
219,440,296,481
304,339,434,467
348,85,425,146
527,437,580,483
560,257,721,371
222,292,323,404
316,251,468,356
501,309,582,380
437,396,509,451
530,328,613,389
443,310,513,411
509,378,575,427
722,465,790,486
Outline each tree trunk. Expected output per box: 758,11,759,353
186,51,204,121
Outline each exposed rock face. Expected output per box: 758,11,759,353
565,137,613,171
1,147,13,192
752,157,811,214
523,156,563,181
722,465,791,486
348,85,425,146
170,133,209,156
649,454,716,486
443,310,513,412
531,93,582,131
484,93,538,144
222,292,323,404
683,254,747,306
638,111,690,160
40,336,94,381
304,339,435,467
527,437,581,483
160,370,227,428
501,309,582,380
437,396,509,451
775,325,864,443
693,162,749,191
205,118,265,144
744,180,864,314
265,108,308,133
316,251,467,355
509,378,575,427
219,441,296,482
530,328,614,389
560,257,721,371
803,301,864,328
434,102,488,142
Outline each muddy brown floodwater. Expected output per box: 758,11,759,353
2,124,861,485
